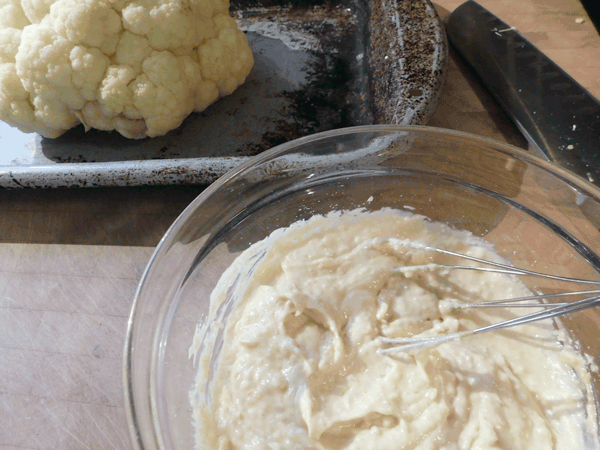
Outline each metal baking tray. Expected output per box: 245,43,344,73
0,0,447,188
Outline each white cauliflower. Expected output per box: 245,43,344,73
0,0,253,138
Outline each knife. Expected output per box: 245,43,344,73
446,0,600,187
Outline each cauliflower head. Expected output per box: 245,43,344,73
0,0,253,138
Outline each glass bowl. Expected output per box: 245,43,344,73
123,125,600,449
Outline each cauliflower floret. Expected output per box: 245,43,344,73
0,28,22,63
21,0,53,23
48,0,123,56
70,46,111,101
0,0,28,28
131,51,200,136
0,0,253,139
199,13,253,96
0,0,28,63
114,31,152,73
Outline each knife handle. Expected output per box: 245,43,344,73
446,0,600,186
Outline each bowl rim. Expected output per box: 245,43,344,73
122,124,600,449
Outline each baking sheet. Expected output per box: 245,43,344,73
0,0,447,188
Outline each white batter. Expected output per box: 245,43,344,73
191,209,599,450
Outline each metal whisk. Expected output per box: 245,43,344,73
374,238,600,354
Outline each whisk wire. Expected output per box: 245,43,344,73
450,289,600,309
380,295,600,354
378,239,600,353
390,254,600,287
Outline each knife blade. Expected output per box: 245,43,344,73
446,0,600,187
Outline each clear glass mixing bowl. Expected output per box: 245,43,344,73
124,125,600,449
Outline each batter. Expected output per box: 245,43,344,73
191,209,599,450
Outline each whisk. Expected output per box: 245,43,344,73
375,238,600,354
